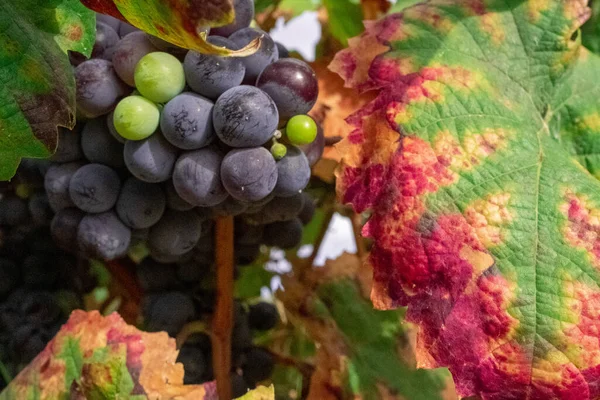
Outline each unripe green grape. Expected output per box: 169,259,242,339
113,95,160,141
270,142,287,160
285,115,317,145
134,52,185,103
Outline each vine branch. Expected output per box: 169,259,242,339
212,216,235,400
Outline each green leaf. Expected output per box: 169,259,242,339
235,385,275,400
322,0,364,46
554,49,600,178
280,0,322,14
280,253,453,399
0,0,94,180
582,0,600,53
388,0,423,13
235,263,275,299
331,0,600,397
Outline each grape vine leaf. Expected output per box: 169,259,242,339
280,253,455,400
236,385,275,399
309,59,376,161
80,0,260,56
0,0,95,181
322,0,364,46
0,310,217,399
330,0,600,397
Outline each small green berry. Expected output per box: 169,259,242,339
134,52,185,103
113,95,160,141
270,142,287,160
285,115,317,145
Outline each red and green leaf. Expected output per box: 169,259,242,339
80,0,260,56
330,0,600,398
0,0,94,180
0,310,216,399
280,253,455,400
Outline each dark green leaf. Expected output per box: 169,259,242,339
0,0,94,180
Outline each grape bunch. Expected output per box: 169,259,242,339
49,0,323,263
0,163,96,385
37,0,324,393
137,251,280,396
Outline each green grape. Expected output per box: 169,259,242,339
285,115,317,145
113,95,160,141
134,52,185,103
270,142,287,160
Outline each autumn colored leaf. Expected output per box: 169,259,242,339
80,0,260,56
279,253,455,400
237,385,275,399
0,310,218,399
331,0,600,397
309,60,376,162
0,0,95,180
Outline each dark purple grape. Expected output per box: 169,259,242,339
11,323,52,364
116,177,166,229
68,164,121,213
213,196,248,216
28,192,51,226
256,58,318,122
149,247,194,264
44,162,85,212
97,14,121,32
298,192,316,225
51,208,85,252
249,302,279,331
243,347,275,385
51,128,83,162
112,31,158,86
263,218,303,249
136,258,180,292
22,255,58,289
232,303,252,349
231,372,251,398
229,28,278,84
275,42,289,58
234,220,263,245
213,86,278,147
77,211,131,260
124,133,178,183
184,36,245,100
81,117,125,168
75,59,129,118
273,145,310,197
148,210,203,257
0,195,29,226
244,193,304,224
0,258,19,297
93,21,120,60
235,243,260,265
177,344,207,384
161,92,215,150
221,147,277,202
144,292,195,336
164,180,194,211
211,0,254,37
173,147,228,207
119,22,139,37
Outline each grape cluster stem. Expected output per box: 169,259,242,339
213,216,235,400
